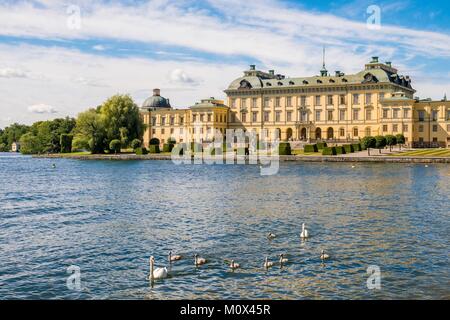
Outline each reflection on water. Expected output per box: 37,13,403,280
0,153,449,299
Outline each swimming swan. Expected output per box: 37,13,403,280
194,254,207,266
168,251,182,262
149,256,168,280
267,233,276,240
264,256,274,269
300,223,309,239
320,250,330,261
279,254,288,265
230,260,240,269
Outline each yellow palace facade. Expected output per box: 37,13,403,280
142,57,450,148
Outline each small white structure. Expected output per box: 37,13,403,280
11,141,20,152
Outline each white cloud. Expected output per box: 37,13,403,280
0,68,27,78
28,104,58,114
169,69,196,85
92,45,106,51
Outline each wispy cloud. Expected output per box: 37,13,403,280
0,67,28,78
28,103,58,114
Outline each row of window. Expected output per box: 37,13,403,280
151,127,226,135
417,110,450,122
152,116,183,126
151,113,227,126
231,93,386,109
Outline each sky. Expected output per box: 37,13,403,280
0,0,449,128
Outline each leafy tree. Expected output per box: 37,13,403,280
19,133,41,154
99,95,144,148
0,123,30,150
396,134,406,150
75,109,107,154
0,143,6,152
60,134,73,153
72,135,90,151
131,139,142,150
109,139,121,154
374,135,387,154
385,135,397,152
361,136,376,156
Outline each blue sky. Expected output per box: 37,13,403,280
0,0,449,128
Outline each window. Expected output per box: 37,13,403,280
315,110,321,121
252,98,258,108
353,94,360,104
339,128,345,137
287,111,292,122
432,110,438,121
353,109,359,120
151,117,156,126
170,128,174,134
365,127,371,136
393,109,399,119
433,137,438,142
264,112,270,122
200,114,205,122
252,112,258,122
170,117,174,125
447,110,450,120
339,95,346,105
300,96,307,106
152,129,156,134
353,128,358,137
383,125,388,132
383,109,389,119
231,99,236,108
447,124,450,132
340,110,346,121
241,113,247,122
365,93,372,105
403,109,410,118
193,114,197,122
275,111,281,122
275,97,281,108
286,97,292,107
327,95,333,105
379,93,385,101
264,97,270,108
315,95,321,106
418,111,425,121
432,124,438,132
161,128,165,134
393,124,398,132
419,125,424,132
207,114,212,122
179,128,183,134
161,116,166,125
327,110,333,121
403,124,408,132
241,98,247,109
366,109,372,121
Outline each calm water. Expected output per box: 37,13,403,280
0,152,449,300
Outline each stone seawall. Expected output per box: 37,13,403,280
32,154,450,163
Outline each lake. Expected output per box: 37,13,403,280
0,152,449,299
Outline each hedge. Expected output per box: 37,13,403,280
131,139,141,150
148,145,160,154
60,134,73,153
335,146,346,155
352,143,362,152
135,147,148,155
316,142,327,150
304,144,318,153
163,143,174,153
278,142,291,155
322,147,337,156
343,144,354,153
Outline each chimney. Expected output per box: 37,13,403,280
153,88,161,96
249,65,256,70
335,71,341,77
385,61,392,67
269,70,275,76
371,56,379,63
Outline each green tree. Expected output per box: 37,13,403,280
0,143,6,152
19,132,41,154
375,135,387,154
361,136,376,156
396,134,406,150
109,139,121,154
72,135,90,151
385,135,397,152
75,109,107,154
60,134,73,153
0,123,30,150
131,139,142,150
99,95,144,148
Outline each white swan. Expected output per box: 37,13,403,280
168,251,182,262
194,254,207,266
300,223,309,239
351,165,356,168
267,232,276,240
230,260,240,270
320,250,330,261
279,254,288,265
149,256,168,280
264,256,274,269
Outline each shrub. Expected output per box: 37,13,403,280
396,133,406,150
385,135,397,151
278,142,291,155
163,143,174,153
149,138,160,146
109,139,121,154
317,142,327,150
335,146,346,155
148,145,160,154
361,136,376,155
60,134,73,153
375,135,387,153
135,147,148,155
322,147,337,156
131,139,141,150
343,144,354,153
304,144,318,153
352,143,362,152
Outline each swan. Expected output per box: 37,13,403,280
149,256,168,280
300,223,309,239
320,250,330,261
267,232,276,240
425,165,429,168
351,165,356,168
168,251,182,262
264,256,274,269
279,254,288,265
194,254,207,266
229,260,240,269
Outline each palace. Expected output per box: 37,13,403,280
141,57,450,148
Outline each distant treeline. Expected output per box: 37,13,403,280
0,94,145,154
